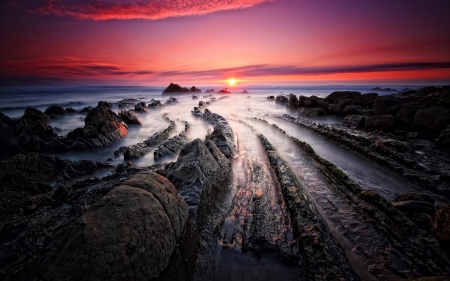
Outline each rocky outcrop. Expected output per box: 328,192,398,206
298,107,325,117
431,204,450,244
191,107,203,117
373,95,404,116
275,95,289,104
165,97,178,105
45,105,66,117
352,93,378,109
190,86,201,92
134,101,148,112
343,115,365,129
414,106,450,138
65,107,77,113
329,97,353,115
163,83,201,94
324,91,361,103
154,122,190,161
117,98,139,108
17,171,195,281
439,87,450,107
148,99,162,107
203,109,235,158
365,115,394,131
118,110,142,125
286,94,298,109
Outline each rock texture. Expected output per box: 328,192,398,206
154,122,190,161
203,109,235,158
163,83,201,94
118,110,142,125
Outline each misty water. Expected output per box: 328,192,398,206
0,85,430,279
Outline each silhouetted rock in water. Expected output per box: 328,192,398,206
148,99,162,107
16,171,196,281
198,101,206,108
134,101,148,112
431,204,450,244
192,95,198,99
297,107,325,117
205,89,215,93
275,95,289,104
324,91,361,103
191,107,203,117
365,115,394,131
154,122,190,161
165,97,178,105
343,115,365,129
286,93,298,109
22,107,49,122
203,109,235,158
162,138,231,223
242,90,248,93
79,106,93,113
190,86,201,92
163,83,190,94
267,95,275,99
217,88,231,94
117,98,139,108
65,107,77,113
118,110,142,125
45,105,66,117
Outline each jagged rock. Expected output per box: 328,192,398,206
148,99,162,107
275,95,289,104
118,110,142,125
165,97,178,105
21,172,191,281
342,105,364,116
135,101,148,112
154,122,190,161
117,98,139,108
414,106,450,137
22,107,49,123
324,91,361,103
394,191,435,205
267,96,275,100
430,204,450,244
396,102,425,130
79,106,93,113
352,93,378,109
392,200,435,215
163,83,190,94
298,107,325,117
330,98,353,115
365,115,394,131
191,107,203,117
203,109,235,158
190,86,201,92
44,105,66,116
373,96,404,116
198,101,206,107
343,115,365,129
299,96,313,107
286,94,299,109
65,107,77,113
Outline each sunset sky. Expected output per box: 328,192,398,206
1,0,450,87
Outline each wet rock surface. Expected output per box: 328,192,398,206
154,121,190,161
203,109,235,158
118,109,142,125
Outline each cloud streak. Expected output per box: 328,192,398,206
9,0,272,20
161,62,450,78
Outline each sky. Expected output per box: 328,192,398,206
1,0,450,87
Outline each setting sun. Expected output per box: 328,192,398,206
227,77,236,86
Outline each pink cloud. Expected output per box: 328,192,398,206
10,0,273,20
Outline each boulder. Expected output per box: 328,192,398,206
165,97,178,105
430,204,450,244
342,105,364,116
267,96,275,100
79,106,93,113
352,93,378,109
163,83,190,94
310,96,330,112
396,102,425,130
373,96,403,116
23,172,190,281
45,105,66,116
324,91,361,103
365,115,394,131
286,94,299,109
119,110,142,125
298,96,313,107
343,115,365,129
148,100,162,107
298,107,325,117
394,191,435,205
22,107,49,123
414,106,450,137
65,107,77,113
190,86,201,92
330,98,353,115
135,101,148,112
275,95,289,104
191,107,203,117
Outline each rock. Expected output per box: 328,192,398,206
342,105,364,116
165,97,178,105
154,122,190,161
242,90,248,93
191,107,203,117
192,95,198,100
148,99,162,107
198,101,206,107
330,98,353,115
23,171,190,281
275,95,289,104
343,115,365,129
134,101,148,112
79,106,93,113
392,200,435,215
396,102,425,130
190,86,201,92
430,204,450,244
22,107,49,123
286,94,299,109
98,101,111,108
118,110,142,125
352,93,378,109
324,91,361,103
117,98,139,108
44,105,66,116
205,89,215,93
65,107,77,113
394,191,435,205
298,96,312,107
438,87,450,108
365,115,394,131
267,96,275,100
163,83,190,94
217,88,231,94
203,109,235,158
414,106,450,137
436,128,450,145
373,96,403,116
297,107,325,117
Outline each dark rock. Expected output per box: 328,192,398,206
392,200,435,215
198,101,206,107
134,101,148,112
217,88,231,94
343,115,365,129
242,90,248,93
23,171,190,281
330,98,353,115
324,91,361,103
192,95,198,100
165,97,178,105
203,109,235,158
65,107,77,113
286,94,299,109
439,87,450,108
192,107,203,117
373,96,403,116
394,191,435,205
275,95,289,104
67,127,84,140
22,107,49,123
396,102,425,130
117,98,139,108
352,93,378,109
154,122,190,161
430,204,450,244
163,83,190,94
414,106,450,137
148,99,162,107
267,96,275,100
79,106,93,113
45,105,66,116
119,110,142,125
297,107,325,117
436,127,450,145
97,101,111,108
299,96,313,107
190,86,201,92
365,115,394,131
205,89,215,93
342,105,364,116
